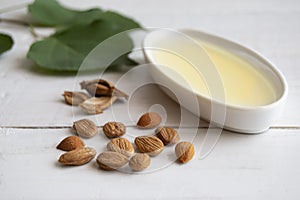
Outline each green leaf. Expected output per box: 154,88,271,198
97,11,141,30
28,0,141,27
28,0,110,27
27,0,141,72
0,33,14,55
28,0,104,26
27,19,140,72
28,0,74,26
27,37,85,71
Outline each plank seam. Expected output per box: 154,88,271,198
0,126,299,129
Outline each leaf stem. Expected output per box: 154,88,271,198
0,18,30,26
0,18,40,39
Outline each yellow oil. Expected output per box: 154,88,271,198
151,41,277,106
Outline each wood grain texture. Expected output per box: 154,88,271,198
0,0,299,127
0,0,300,199
0,128,299,199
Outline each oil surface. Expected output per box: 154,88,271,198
151,41,277,106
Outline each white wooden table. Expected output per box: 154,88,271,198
1,0,300,199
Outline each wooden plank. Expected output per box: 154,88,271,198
0,128,299,199
0,24,298,128
0,1,299,199
1,0,300,127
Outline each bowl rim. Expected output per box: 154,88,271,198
142,28,288,111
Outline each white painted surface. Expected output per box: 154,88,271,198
0,0,300,199
0,128,299,199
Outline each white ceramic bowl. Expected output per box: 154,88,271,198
142,29,288,133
